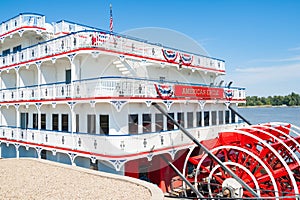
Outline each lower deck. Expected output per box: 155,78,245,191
0,100,247,195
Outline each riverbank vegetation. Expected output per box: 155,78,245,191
240,92,300,107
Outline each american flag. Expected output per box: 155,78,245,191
110,4,113,33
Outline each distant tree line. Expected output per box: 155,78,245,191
241,92,300,106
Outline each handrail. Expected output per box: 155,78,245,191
0,13,45,36
0,29,225,62
0,76,245,97
0,30,225,75
1,13,44,24
0,75,245,92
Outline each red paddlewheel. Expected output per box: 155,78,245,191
186,123,300,199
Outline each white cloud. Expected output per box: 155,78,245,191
246,55,300,63
288,46,300,51
227,63,300,96
236,63,300,76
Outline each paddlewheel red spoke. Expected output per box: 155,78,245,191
183,123,300,199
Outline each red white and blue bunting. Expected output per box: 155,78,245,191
224,89,233,101
154,84,174,100
162,49,178,63
180,53,193,66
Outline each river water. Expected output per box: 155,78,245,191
238,106,300,127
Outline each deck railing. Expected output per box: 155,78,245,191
0,77,246,102
0,123,242,156
0,29,225,73
53,20,100,34
0,13,45,36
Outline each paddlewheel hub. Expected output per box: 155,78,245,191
222,178,243,198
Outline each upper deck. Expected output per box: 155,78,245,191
0,13,225,76
0,13,46,38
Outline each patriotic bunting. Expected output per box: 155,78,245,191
180,53,193,66
154,84,174,100
224,89,233,101
162,49,178,62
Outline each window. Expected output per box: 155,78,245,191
100,115,109,135
167,113,174,131
231,112,236,123
65,69,71,84
142,114,151,133
76,114,79,132
155,113,163,132
41,114,46,130
177,112,184,127
187,112,193,128
159,77,165,82
33,113,38,129
196,112,202,127
219,111,224,125
52,114,59,131
204,111,210,126
41,150,47,159
20,113,28,129
129,114,138,134
13,45,21,53
2,49,10,56
87,114,96,134
61,114,68,132
225,110,230,124
212,111,217,125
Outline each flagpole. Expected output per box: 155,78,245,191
110,4,113,33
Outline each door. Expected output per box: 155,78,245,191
65,69,71,84
20,113,28,129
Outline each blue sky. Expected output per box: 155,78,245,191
1,0,300,96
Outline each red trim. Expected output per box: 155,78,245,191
0,47,226,73
0,26,46,38
54,32,70,35
0,95,245,105
0,137,192,159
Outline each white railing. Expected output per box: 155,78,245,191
0,13,45,36
0,77,246,102
0,30,225,73
0,123,243,156
53,20,99,34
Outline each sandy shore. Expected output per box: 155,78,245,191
0,158,158,200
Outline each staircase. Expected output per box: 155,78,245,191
113,59,137,77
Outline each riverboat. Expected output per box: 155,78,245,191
0,13,299,199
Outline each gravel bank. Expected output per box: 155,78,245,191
0,158,161,200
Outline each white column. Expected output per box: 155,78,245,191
16,144,20,158
71,104,76,149
151,113,155,132
16,68,20,100
37,104,41,130
70,62,76,98
37,63,41,99
16,105,20,140
138,113,142,133
95,114,99,134
71,106,76,134
58,114,61,131
202,111,205,127
184,112,187,129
